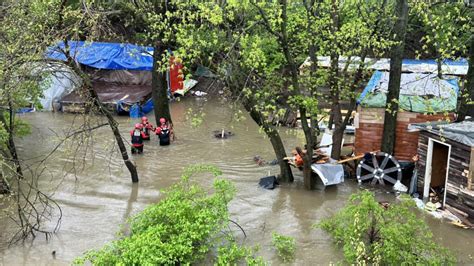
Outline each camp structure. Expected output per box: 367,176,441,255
34,62,82,111
46,41,197,115
354,59,468,162
409,120,474,221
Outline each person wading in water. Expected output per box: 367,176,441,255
130,123,147,154
155,117,174,146
140,116,154,140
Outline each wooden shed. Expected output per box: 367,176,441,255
355,107,454,161
411,121,474,220
355,71,460,161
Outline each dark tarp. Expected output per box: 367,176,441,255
60,82,151,106
259,176,279,190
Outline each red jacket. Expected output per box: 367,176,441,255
155,124,169,135
130,129,147,147
141,122,154,138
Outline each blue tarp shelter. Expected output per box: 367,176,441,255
46,41,154,71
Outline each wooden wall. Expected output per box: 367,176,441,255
354,107,455,161
417,131,474,217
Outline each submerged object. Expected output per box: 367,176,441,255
213,129,234,139
259,175,279,190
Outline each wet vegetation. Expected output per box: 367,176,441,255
319,191,455,265
73,165,264,265
0,0,472,264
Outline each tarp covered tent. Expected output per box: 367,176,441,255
46,41,197,115
39,63,81,111
300,56,468,76
358,71,460,113
46,41,154,71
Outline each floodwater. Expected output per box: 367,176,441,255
0,97,473,265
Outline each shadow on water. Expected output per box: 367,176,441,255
0,97,472,265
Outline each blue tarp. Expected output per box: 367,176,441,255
129,99,154,118
358,70,460,113
401,58,468,67
46,41,154,71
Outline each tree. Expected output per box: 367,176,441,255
319,191,455,264
457,5,474,121
318,0,393,159
408,1,471,121
0,0,63,241
49,0,139,183
381,0,409,154
127,1,224,126
244,0,319,188
459,33,474,120
217,1,295,183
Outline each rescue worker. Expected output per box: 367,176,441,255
140,116,154,140
155,117,173,146
130,123,146,154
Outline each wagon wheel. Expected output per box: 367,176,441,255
356,152,402,186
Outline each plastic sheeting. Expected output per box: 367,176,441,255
129,99,154,118
311,161,344,186
358,71,459,113
46,41,154,71
300,56,468,75
91,69,152,85
39,63,82,111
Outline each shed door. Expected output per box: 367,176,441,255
424,138,451,207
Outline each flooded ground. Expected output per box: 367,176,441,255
0,97,473,265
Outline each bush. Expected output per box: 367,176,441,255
271,232,296,262
74,165,264,265
318,191,455,265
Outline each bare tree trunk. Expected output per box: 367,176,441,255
243,99,294,182
0,103,23,178
86,80,139,183
458,34,474,121
54,0,137,183
67,62,139,183
0,173,9,194
223,15,294,183
278,0,314,189
152,41,172,125
381,0,408,154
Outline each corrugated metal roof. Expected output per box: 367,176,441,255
408,120,474,147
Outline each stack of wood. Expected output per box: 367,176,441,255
284,149,330,169
313,149,330,164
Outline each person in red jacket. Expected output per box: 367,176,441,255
130,123,146,154
155,117,173,146
140,116,154,140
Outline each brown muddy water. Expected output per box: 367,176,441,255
0,97,473,265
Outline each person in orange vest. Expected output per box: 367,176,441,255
294,146,304,170
155,117,173,146
140,116,154,140
130,123,147,154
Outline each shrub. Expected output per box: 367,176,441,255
271,232,296,262
74,165,264,265
318,191,455,265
